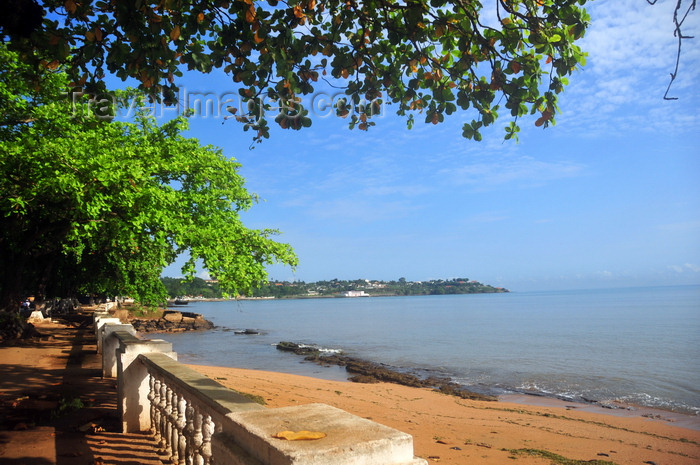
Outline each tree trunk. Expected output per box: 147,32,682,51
0,247,25,313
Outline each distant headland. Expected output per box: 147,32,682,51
161,276,508,300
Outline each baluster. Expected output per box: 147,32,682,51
170,390,182,464
164,385,175,460
160,381,172,456
158,381,169,452
184,402,195,465
147,375,156,436
177,394,187,465
200,414,214,465
153,377,163,446
192,407,204,465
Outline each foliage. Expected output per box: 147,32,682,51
0,45,297,311
161,277,222,299
235,390,267,406
508,448,618,465
246,277,507,297
1,0,590,142
0,309,27,340
157,276,505,298
51,397,86,420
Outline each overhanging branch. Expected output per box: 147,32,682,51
646,0,697,100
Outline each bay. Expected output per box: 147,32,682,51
157,285,700,415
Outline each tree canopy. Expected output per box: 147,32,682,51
161,276,222,299
1,0,591,141
0,45,297,311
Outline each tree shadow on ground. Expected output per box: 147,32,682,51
1,313,164,465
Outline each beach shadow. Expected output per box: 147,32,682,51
0,430,51,465
0,364,66,400
1,315,164,465
0,456,53,465
52,315,163,465
0,459,53,465
54,430,165,465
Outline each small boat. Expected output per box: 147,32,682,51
173,298,189,305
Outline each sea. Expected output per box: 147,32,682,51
156,285,700,416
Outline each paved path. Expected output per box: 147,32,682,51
0,313,165,465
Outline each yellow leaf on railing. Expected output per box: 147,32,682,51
273,430,327,441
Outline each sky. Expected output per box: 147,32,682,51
161,0,700,291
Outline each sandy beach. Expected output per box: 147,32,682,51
188,364,700,465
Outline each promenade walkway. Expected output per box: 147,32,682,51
0,311,165,465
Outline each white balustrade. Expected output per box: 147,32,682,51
136,351,263,465
98,316,427,465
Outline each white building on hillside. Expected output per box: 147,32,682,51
341,290,370,297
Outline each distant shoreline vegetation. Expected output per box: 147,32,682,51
161,277,508,300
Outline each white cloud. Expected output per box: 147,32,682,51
465,212,509,224
363,184,432,197
658,220,700,232
197,270,212,280
556,0,700,135
440,155,584,190
584,1,680,75
668,263,700,273
304,197,421,223
311,155,413,195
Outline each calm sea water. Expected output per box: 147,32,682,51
157,285,700,415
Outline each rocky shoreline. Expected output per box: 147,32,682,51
130,310,214,333
276,341,497,402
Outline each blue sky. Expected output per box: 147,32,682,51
160,0,700,291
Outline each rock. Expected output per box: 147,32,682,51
276,341,320,356
45,298,79,316
348,375,380,384
111,309,130,322
130,311,213,334
27,310,45,324
162,311,183,323
234,329,260,335
276,344,499,402
193,319,213,330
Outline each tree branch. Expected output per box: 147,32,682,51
646,0,697,100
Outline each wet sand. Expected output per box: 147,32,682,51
188,364,700,465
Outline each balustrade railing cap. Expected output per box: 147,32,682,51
114,330,141,343
224,403,419,464
140,352,264,416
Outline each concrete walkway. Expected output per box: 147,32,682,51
0,312,165,465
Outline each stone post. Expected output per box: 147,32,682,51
94,315,120,354
93,311,108,343
115,332,177,433
102,323,137,378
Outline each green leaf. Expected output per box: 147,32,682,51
0,0,592,145
0,46,297,307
